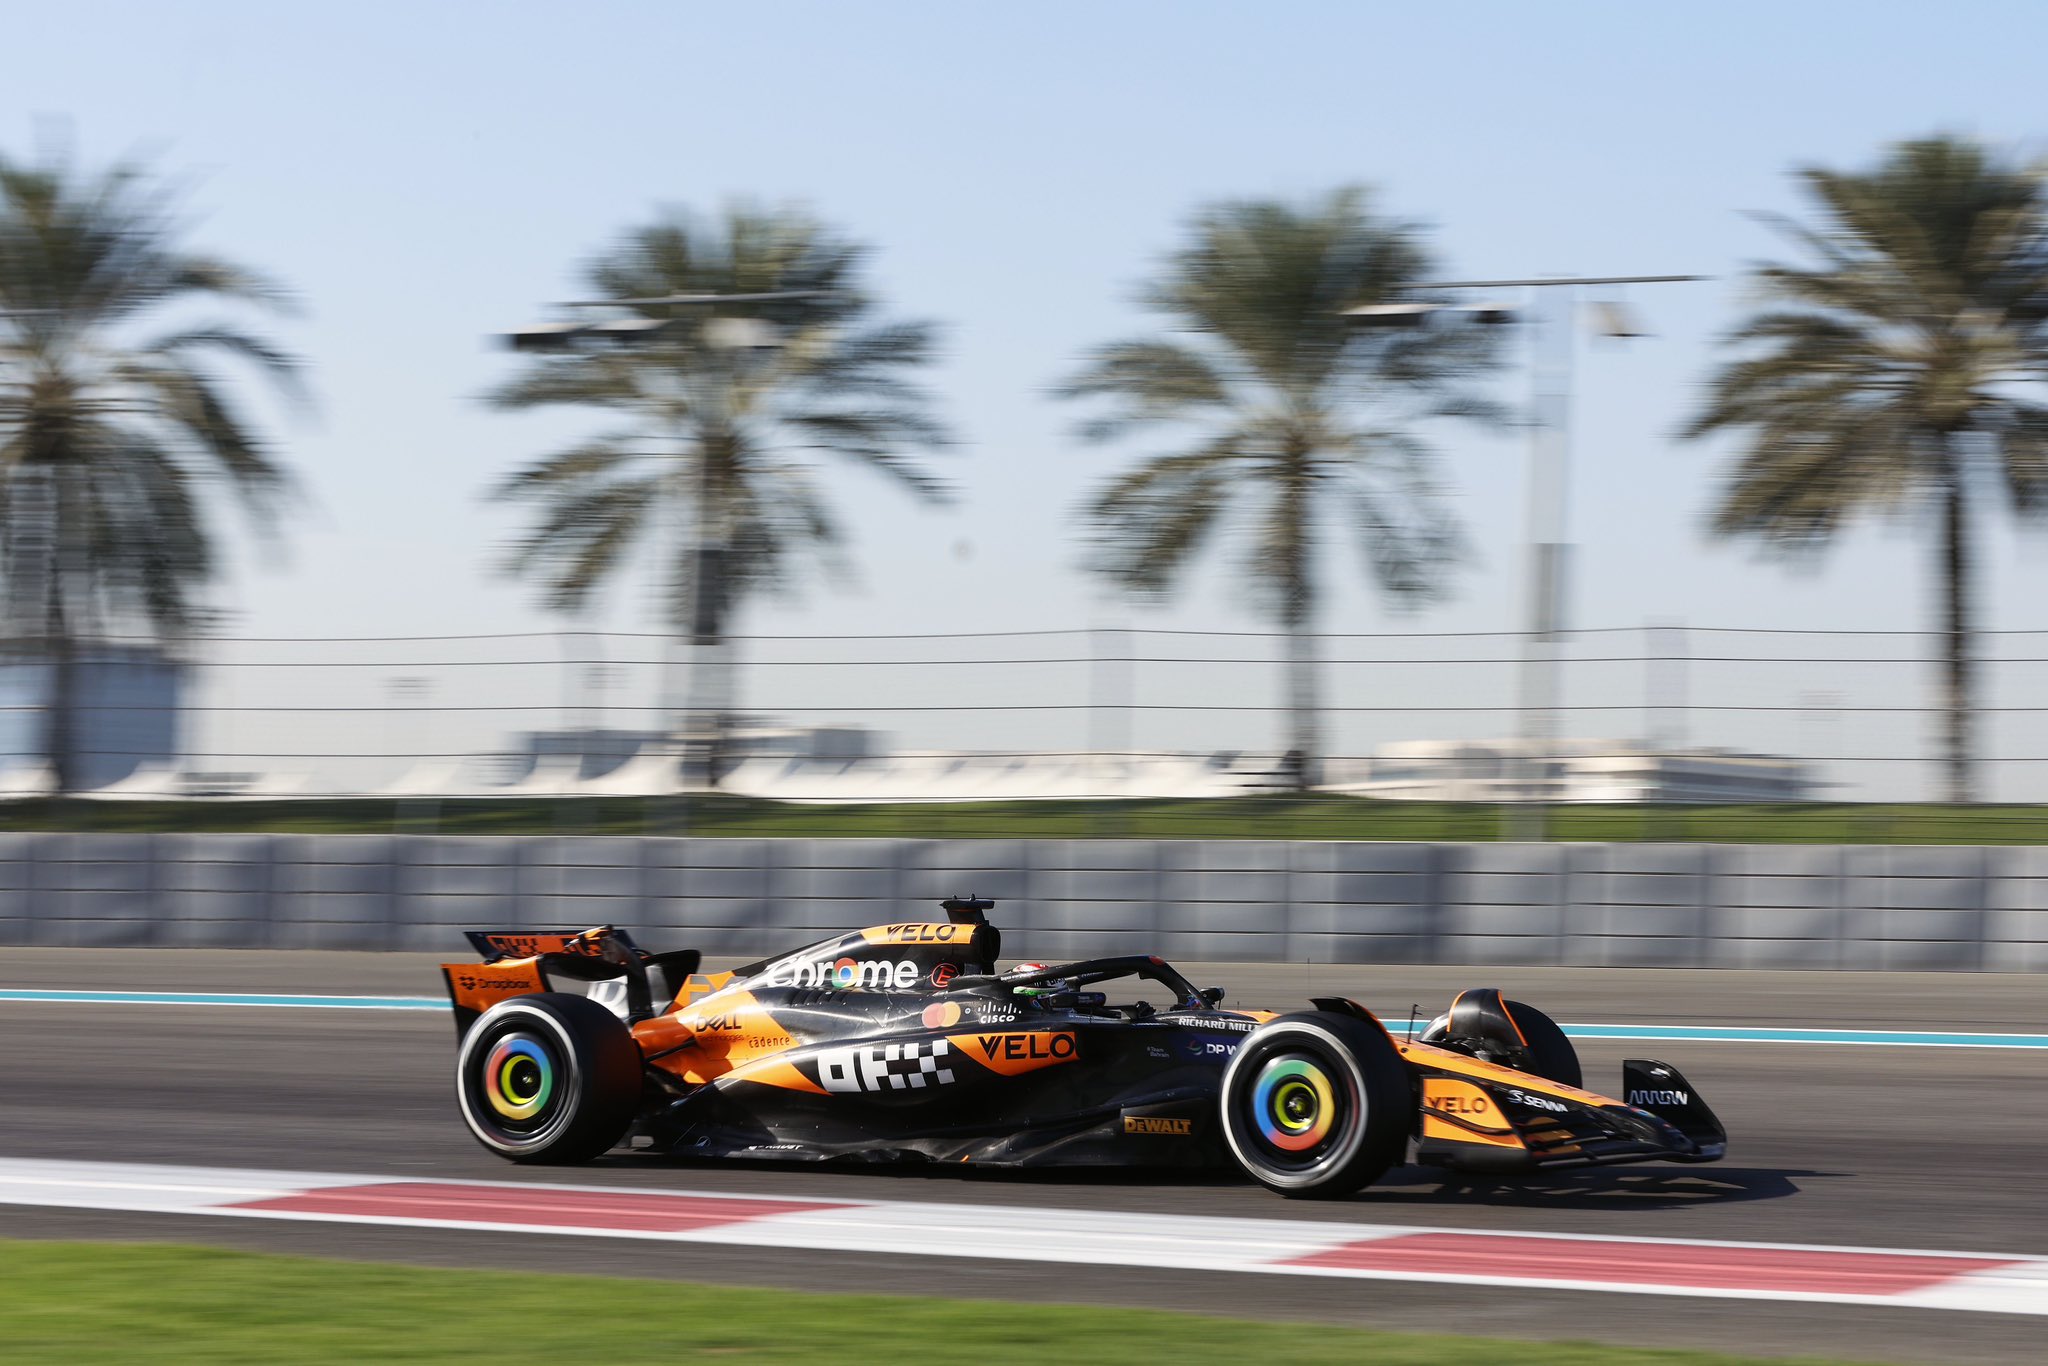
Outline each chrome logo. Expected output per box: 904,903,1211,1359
1252,1055,1335,1151
831,957,861,988
484,1033,554,1121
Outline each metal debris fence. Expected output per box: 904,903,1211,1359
5,623,2048,816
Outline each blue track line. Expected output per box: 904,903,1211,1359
1554,1022,2048,1049
1,988,2043,1047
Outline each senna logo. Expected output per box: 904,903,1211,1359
1504,1089,1569,1114
1628,1089,1690,1107
1123,1116,1193,1136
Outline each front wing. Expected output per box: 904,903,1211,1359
1398,1039,1726,1174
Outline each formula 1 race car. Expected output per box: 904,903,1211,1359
440,899,1726,1198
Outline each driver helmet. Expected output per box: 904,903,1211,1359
1008,962,1061,997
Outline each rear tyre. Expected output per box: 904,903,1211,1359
1219,1012,1410,1199
456,993,641,1163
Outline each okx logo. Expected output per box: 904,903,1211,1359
818,1040,956,1093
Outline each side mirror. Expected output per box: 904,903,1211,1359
1200,986,1226,1006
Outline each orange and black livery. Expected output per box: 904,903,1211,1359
441,897,1725,1198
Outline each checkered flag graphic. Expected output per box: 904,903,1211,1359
819,1039,958,1093
877,1039,954,1088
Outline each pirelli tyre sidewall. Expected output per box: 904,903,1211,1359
1219,1013,1408,1198
456,993,641,1163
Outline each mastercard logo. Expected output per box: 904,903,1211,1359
921,1001,963,1028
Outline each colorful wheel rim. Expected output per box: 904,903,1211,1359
483,1032,555,1122
1251,1054,1337,1152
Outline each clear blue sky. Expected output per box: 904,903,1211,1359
10,1,2048,795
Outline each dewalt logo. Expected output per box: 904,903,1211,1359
1123,1115,1193,1136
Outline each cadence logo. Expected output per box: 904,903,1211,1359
767,957,919,990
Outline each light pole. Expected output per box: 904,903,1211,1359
1346,273,1706,838
497,291,823,796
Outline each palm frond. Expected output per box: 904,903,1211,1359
483,353,650,412
145,325,310,406
1083,434,1248,598
487,204,949,625
488,435,650,499
1062,186,1499,624
500,477,662,615
1057,340,1231,442
0,148,299,655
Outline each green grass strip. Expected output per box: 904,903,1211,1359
0,1238,1885,1365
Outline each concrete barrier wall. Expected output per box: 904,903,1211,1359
1,835,2043,970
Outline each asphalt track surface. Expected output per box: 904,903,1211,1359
3,950,2044,1364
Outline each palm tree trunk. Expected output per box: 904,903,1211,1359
1284,608,1321,790
37,463,79,797
1939,470,1975,804
42,541,77,797
685,434,733,791
1279,451,1320,790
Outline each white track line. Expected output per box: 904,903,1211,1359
0,1157,2040,1315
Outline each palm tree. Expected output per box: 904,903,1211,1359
1059,188,1502,786
1686,137,2048,804
487,205,949,783
0,148,301,794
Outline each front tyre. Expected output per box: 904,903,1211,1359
1219,1012,1410,1199
1419,998,1582,1089
1496,999,1581,1089
456,993,641,1163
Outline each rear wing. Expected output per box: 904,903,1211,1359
465,927,645,962
441,925,698,1037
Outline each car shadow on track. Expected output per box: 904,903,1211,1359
616,1153,1826,1209
628,1154,1248,1190
1361,1164,1826,1210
